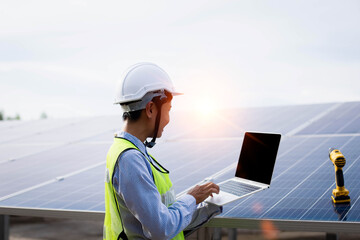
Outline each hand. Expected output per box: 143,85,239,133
187,182,220,204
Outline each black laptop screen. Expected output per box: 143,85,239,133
235,132,281,185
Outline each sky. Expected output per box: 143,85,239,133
1,0,360,120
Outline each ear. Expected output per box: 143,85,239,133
145,101,156,118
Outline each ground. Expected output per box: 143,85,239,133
8,216,360,240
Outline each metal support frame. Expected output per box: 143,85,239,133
227,228,237,240
205,217,360,233
326,233,338,240
196,227,213,240
1,207,360,240
212,228,221,240
195,227,343,240
0,215,9,240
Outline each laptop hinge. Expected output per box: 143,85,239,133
233,177,269,188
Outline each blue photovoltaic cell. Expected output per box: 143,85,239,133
0,116,122,164
80,105,312,148
151,139,243,193
1,102,360,226
217,135,360,222
81,130,118,143
222,103,335,136
0,143,61,163
0,118,84,144
296,102,360,135
0,116,120,164
164,103,334,139
0,139,243,212
0,120,24,131
0,142,109,198
0,164,105,212
11,116,119,145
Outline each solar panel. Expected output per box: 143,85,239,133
0,144,58,164
0,164,105,213
0,143,108,199
0,102,360,234
153,139,243,193
9,116,119,145
217,135,360,222
0,118,83,144
296,102,360,135
167,103,336,139
0,120,24,131
0,116,120,166
0,139,243,213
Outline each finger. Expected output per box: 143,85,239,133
202,182,216,190
202,182,213,188
208,187,220,195
209,182,220,191
204,183,220,193
207,187,219,198
213,184,220,192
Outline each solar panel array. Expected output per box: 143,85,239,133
0,102,359,232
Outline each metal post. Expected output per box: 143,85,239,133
196,227,213,240
228,228,237,240
213,228,222,240
0,215,9,240
326,233,338,240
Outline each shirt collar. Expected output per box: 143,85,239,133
116,131,148,155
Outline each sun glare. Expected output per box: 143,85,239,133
196,98,217,117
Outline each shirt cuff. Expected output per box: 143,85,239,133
179,194,197,210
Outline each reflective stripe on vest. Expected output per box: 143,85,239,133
103,137,185,240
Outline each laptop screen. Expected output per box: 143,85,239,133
235,132,281,185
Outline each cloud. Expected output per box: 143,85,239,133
1,0,359,119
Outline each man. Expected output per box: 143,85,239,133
104,62,221,240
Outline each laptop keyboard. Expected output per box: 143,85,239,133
219,180,261,197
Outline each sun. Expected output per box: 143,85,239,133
195,98,217,117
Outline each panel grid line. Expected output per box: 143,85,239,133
343,195,360,220
298,154,360,220
0,161,104,203
286,102,343,136
258,135,356,219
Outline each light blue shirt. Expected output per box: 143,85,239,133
113,131,197,239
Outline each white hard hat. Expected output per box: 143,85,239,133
114,63,182,111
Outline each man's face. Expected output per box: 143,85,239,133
157,100,172,138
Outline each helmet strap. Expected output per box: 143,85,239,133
145,101,162,148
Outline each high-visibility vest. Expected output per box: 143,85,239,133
103,137,185,240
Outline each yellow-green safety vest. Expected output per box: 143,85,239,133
103,137,185,240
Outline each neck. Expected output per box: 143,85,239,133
122,120,151,143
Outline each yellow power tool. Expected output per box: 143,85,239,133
329,148,350,203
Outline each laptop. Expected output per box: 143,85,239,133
205,132,281,206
